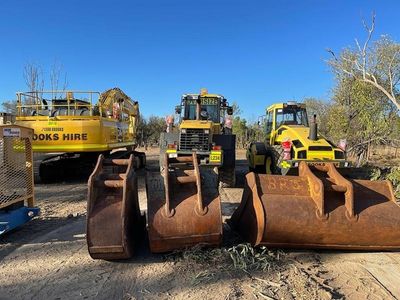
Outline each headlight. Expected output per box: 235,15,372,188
204,129,209,134
181,129,186,134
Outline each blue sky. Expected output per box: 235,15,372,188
0,0,399,120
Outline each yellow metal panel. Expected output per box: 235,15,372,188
180,120,213,129
304,150,335,160
15,117,135,153
275,126,334,149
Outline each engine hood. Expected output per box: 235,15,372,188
275,125,333,148
180,120,213,130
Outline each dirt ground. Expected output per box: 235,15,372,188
0,148,399,300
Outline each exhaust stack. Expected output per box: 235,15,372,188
196,98,201,120
308,114,318,141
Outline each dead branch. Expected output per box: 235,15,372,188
327,12,400,110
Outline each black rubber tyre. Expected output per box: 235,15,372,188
140,153,146,168
203,167,220,192
264,155,274,174
270,145,292,175
255,164,266,173
218,167,236,188
134,156,142,169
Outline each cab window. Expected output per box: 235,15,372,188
275,107,309,127
265,111,273,135
183,97,220,122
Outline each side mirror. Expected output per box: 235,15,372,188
175,105,181,114
227,106,233,115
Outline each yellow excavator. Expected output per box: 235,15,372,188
15,88,145,181
230,101,400,250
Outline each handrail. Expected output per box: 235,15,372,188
16,90,138,121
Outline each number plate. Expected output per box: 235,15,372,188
210,154,221,163
168,153,178,158
307,162,340,167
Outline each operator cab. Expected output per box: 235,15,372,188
276,104,309,127
180,94,222,123
265,102,308,136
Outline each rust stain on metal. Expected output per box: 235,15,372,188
147,152,222,253
229,161,400,250
86,154,144,260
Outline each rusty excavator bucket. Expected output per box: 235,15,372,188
146,153,222,253
87,155,144,259
230,162,400,250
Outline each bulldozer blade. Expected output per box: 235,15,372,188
229,162,400,250
86,154,144,260
146,167,222,253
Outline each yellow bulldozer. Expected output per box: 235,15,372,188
15,88,145,181
230,101,400,250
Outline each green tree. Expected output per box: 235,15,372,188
325,77,398,165
303,98,331,137
145,115,166,146
326,14,400,164
232,116,248,148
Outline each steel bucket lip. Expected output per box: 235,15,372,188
254,242,400,251
148,232,222,253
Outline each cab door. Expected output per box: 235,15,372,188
265,110,274,145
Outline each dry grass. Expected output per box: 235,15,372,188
167,244,338,299
169,243,283,273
